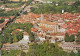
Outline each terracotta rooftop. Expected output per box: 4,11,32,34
41,21,57,25
23,32,28,35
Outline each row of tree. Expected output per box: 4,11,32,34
65,32,80,44
65,33,75,42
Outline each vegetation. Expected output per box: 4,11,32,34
0,19,5,23
0,2,23,17
0,0,34,46
31,0,80,14
5,3,23,8
26,42,79,56
65,33,75,42
19,0,22,3
1,50,26,56
1,42,80,56
0,9,21,17
76,32,80,44
0,23,34,44
0,1,23,8
0,2,4,5
26,0,33,6
41,0,79,2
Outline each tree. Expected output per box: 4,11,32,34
70,52,76,56
2,50,22,56
27,42,71,56
76,32,80,44
69,34,75,42
65,33,75,42
3,0,8,4
19,0,22,3
2,23,33,43
20,51,26,56
78,50,80,56
65,33,70,42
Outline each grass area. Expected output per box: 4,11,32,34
0,1,23,8
0,9,21,17
31,0,80,14
0,2,22,17
0,19,5,23
4,3,23,8
0,2,3,5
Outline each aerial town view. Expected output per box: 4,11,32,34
0,0,80,56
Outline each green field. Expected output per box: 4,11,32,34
0,2,23,8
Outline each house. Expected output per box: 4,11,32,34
68,2,75,5
50,33,65,43
38,36,45,42
1,43,29,50
59,42,80,53
55,3,58,6
0,27,3,31
16,29,23,31
56,33,65,41
31,28,38,32
62,9,64,13
59,28,66,33
50,36,56,43
23,32,29,41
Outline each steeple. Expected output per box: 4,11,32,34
41,13,44,21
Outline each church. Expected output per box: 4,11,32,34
38,13,59,33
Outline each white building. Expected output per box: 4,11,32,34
62,9,64,13
38,36,45,42
56,4,58,6
56,35,64,41
59,42,80,53
59,28,66,32
18,32,30,44
0,27,3,31
23,32,29,41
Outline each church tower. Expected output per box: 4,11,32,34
40,13,44,21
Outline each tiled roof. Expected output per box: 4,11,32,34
41,21,57,25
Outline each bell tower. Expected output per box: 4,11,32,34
41,13,44,21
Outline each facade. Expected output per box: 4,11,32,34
59,42,80,53
23,32,29,41
38,36,45,42
56,35,64,41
